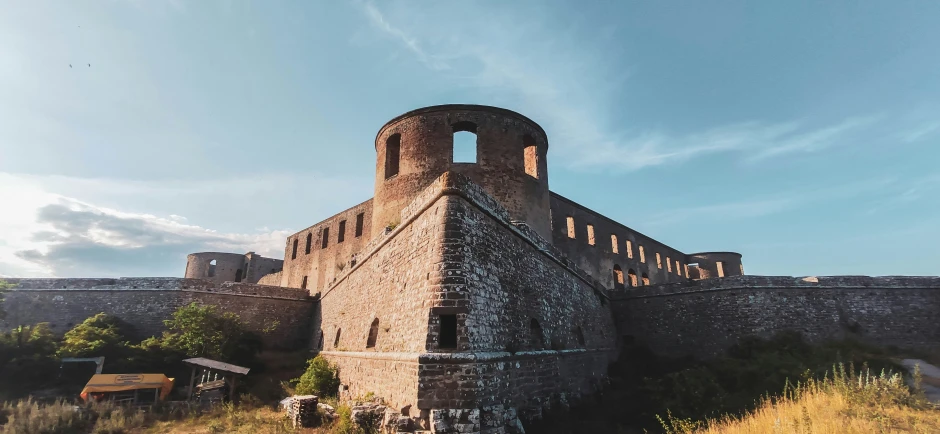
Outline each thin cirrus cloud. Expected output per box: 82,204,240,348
353,2,936,173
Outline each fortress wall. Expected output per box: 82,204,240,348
612,275,940,359
550,193,689,289
281,199,373,293
244,254,284,284
413,175,616,418
1,278,313,350
313,194,447,410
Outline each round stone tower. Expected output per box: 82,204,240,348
372,104,552,241
185,252,249,284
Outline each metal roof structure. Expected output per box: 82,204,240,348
181,358,250,376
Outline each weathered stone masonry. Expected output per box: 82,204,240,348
2,278,313,350
612,275,940,359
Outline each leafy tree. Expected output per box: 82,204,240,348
0,323,59,399
57,313,133,359
157,302,260,363
0,279,15,320
293,355,340,397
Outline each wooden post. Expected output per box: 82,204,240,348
187,367,197,400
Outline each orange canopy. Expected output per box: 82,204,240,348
80,374,174,401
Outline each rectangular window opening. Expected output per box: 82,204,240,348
355,213,364,237
338,220,346,243
385,135,401,179
566,216,576,238
666,256,672,272
676,260,681,275
717,261,725,277
321,228,330,249
300,276,308,290
439,314,458,349
656,253,662,269
524,141,539,179
611,235,619,254
453,130,477,163
587,224,596,246
626,241,633,259
639,245,645,263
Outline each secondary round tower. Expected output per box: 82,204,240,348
372,104,552,240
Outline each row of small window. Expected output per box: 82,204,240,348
317,316,588,352
291,213,366,260
383,122,541,180
566,217,687,277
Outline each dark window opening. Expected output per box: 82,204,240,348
317,332,324,350
523,134,538,178
291,239,298,260
366,318,379,348
575,326,585,346
529,318,545,350
355,213,364,237
207,259,216,278
452,121,478,163
439,314,457,349
301,276,308,290
321,228,330,249
334,328,342,348
385,134,401,179
305,233,312,254
613,265,624,290
234,269,243,283
338,220,346,243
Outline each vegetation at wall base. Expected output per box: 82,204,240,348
292,355,341,397
525,331,932,433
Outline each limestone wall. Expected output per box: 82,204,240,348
612,275,940,358
1,278,313,350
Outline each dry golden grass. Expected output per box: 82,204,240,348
661,364,940,434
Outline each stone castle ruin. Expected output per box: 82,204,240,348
4,105,938,433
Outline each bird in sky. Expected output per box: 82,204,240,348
69,64,72,68
88,64,91,67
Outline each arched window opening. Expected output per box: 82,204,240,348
641,273,650,286
334,328,342,348
716,261,725,277
586,224,596,246
626,240,634,259
529,318,545,350
666,256,672,272
523,134,538,178
575,326,585,347
452,121,478,163
611,234,619,253
612,265,624,290
234,269,243,283
627,269,638,287
291,239,298,260
207,260,217,278
305,233,312,254
566,216,576,239
366,318,379,348
385,134,401,179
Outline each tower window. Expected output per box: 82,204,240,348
529,319,545,350
300,276,308,290
321,228,330,249
586,225,596,245
676,260,682,275
574,326,585,346
717,261,725,277
235,269,243,283
656,253,662,269
305,233,312,254
452,121,478,163
740,264,744,275
439,314,457,349
639,245,645,263
338,220,346,243
385,134,401,179
291,239,298,260
684,264,690,278
666,256,672,272
566,216,576,238
523,134,538,178
611,234,619,253
207,259,217,278
355,213,364,237
334,328,342,348
626,241,633,259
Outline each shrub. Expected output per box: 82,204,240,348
57,313,134,359
0,279,14,320
157,302,261,364
0,323,59,399
293,355,340,397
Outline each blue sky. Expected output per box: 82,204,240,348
1,0,938,278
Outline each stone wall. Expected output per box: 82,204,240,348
550,193,694,290
281,199,373,293
1,278,313,350
612,275,940,359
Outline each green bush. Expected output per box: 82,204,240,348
156,302,261,364
0,323,59,400
293,355,340,397
57,313,134,359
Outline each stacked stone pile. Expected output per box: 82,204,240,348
285,395,319,428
